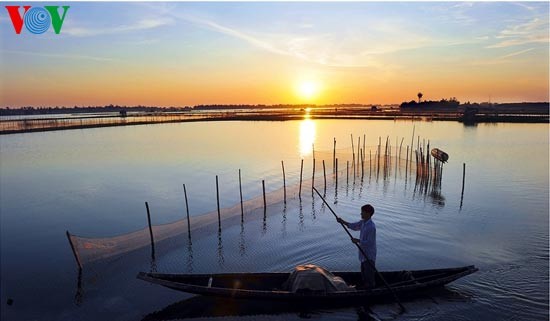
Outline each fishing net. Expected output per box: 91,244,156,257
67,140,441,270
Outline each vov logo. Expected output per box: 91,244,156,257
5,6,70,34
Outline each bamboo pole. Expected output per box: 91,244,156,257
312,158,316,191
461,163,466,204
183,184,191,235
363,134,366,161
66,231,83,271
299,159,304,199
377,136,381,174
410,125,415,169
333,137,336,173
216,175,221,230
357,136,361,175
262,180,267,211
360,148,364,180
239,169,244,218
351,134,355,179
322,159,327,193
281,162,286,204
145,201,156,258
335,158,338,191
405,145,409,178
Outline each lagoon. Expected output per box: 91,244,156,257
1,119,548,320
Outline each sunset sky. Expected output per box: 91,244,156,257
1,2,548,107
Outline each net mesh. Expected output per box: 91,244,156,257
68,139,443,268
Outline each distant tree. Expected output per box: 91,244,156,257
417,92,423,103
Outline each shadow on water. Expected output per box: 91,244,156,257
140,287,473,321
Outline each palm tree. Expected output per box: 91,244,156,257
417,92,423,103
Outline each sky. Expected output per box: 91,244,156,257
0,2,548,107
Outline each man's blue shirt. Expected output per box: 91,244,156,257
347,218,376,263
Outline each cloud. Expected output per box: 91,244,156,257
469,47,535,66
0,50,115,62
497,47,534,59
487,18,549,48
63,18,173,37
512,2,536,12
167,12,436,69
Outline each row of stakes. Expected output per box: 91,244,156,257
67,134,466,272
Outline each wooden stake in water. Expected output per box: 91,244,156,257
363,134,366,160
405,145,409,178
216,175,221,230
299,159,304,200
335,158,338,191
357,136,361,174
360,148,364,180
262,179,267,211
322,159,327,193
183,184,191,235
312,158,316,191
351,134,355,176
281,162,286,204
145,201,156,259
239,169,244,219
377,136,381,174
66,231,83,271
410,125,415,169
460,163,466,208
333,137,336,173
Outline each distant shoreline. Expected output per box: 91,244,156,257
1,108,548,135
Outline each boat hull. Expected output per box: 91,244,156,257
137,265,477,302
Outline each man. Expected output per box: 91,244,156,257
336,204,376,288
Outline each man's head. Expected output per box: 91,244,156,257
361,204,375,220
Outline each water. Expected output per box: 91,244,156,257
1,119,548,320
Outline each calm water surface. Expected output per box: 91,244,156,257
1,120,548,320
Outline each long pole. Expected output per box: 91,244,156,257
145,201,155,259
239,169,244,219
460,163,466,208
351,134,355,176
333,137,336,173
335,158,338,191
281,162,286,204
312,158,316,192
183,184,191,235
312,187,405,312
66,231,83,271
322,160,327,193
262,180,267,211
216,175,221,231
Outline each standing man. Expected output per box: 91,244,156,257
336,204,376,288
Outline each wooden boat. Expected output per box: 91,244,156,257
137,265,477,303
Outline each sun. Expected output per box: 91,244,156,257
297,81,320,100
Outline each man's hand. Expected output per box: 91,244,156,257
351,238,360,244
336,217,345,224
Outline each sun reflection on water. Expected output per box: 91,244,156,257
299,118,315,157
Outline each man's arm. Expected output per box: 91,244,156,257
336,217,362,231
336,217,348,226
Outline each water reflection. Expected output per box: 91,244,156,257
299,118,315,158
140,286,473,321
186,235,194,273
217,230,224,267
239,223,246,257
74,269,83,306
